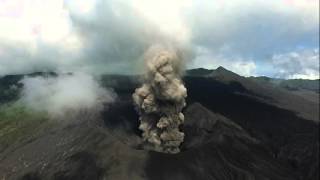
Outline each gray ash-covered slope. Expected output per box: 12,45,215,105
249,76,319,93
103,100,298,180
249,76,320,103
0,67,318,180
186,67,319,121
146,103,297,180
184,67,319,180
0,100,297,180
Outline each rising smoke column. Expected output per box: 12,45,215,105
132,46,187,153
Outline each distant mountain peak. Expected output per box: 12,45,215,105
213,66,239,76
186,66,241,78
216,66,227,71
185,68,213,76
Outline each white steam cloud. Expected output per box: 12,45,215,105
19,73,116,118
133,45,187,154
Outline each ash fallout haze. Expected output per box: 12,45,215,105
0,0,319,180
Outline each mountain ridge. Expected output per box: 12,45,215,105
0,67,318,180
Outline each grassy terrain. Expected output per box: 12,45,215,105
0,102,50,151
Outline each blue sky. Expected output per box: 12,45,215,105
0,0,319,79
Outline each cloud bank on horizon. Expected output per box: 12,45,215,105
0,0,319,79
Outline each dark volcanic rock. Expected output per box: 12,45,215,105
0,69,318,180
184,76,319,180
53,152,104,180
145,103,297,180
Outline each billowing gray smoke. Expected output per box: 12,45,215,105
132,45,187,153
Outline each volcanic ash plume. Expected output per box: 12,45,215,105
132,46,187,153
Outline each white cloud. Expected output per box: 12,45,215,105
0,0,318,77
271,49,319,79
189,0,319,57
0,0,73,44
189,46,256,77
0,0,83,76
131,0,192,43
19,72,117,117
